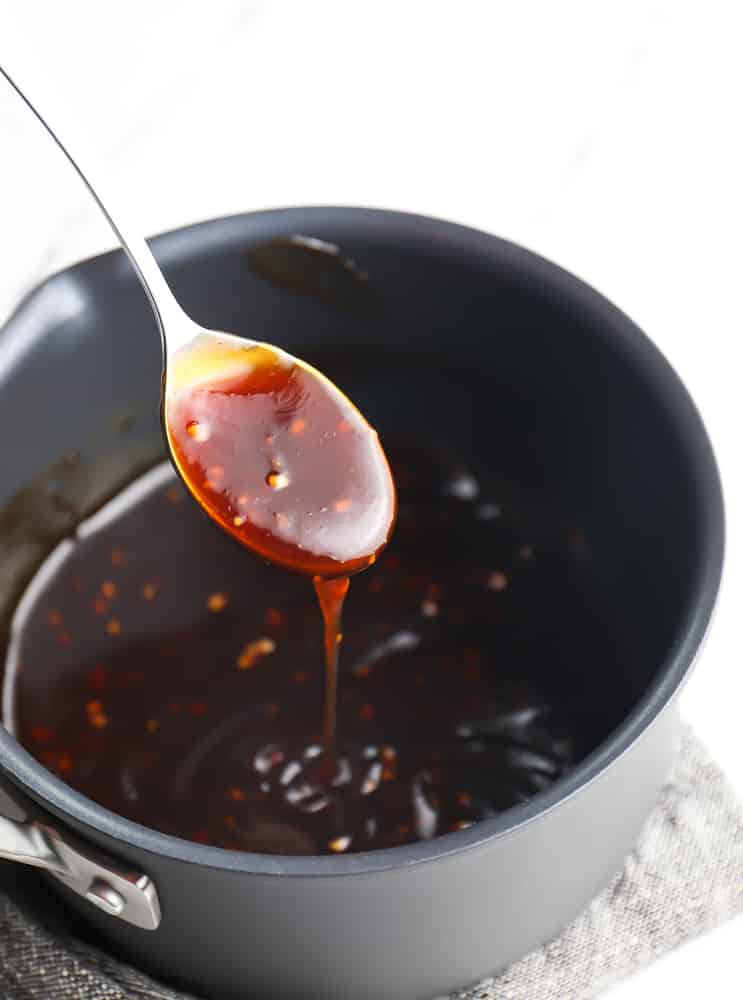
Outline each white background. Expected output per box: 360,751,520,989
0,1,741,996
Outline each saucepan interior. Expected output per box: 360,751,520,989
0,208,723,874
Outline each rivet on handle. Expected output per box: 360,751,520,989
0,796,161,930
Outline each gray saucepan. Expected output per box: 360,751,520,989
0,208,724,1000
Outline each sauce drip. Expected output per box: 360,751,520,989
8,432,623,855
164,335,396,760
313,575,350,752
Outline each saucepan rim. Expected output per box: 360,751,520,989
0,206,725,877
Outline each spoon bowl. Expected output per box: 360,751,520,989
0,57,396,577
164,332,396,576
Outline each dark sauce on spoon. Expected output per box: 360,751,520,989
9,439,604,855
164,338,395,578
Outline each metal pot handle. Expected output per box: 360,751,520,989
0,780,161,930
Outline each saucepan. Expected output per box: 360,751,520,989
0,208,724,1000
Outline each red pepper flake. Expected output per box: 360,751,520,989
57,754,74,773
141,582,158,601
92,598,108,615
333,498,352,513
106,619,122,636
207,592,228,612
86,699,109,729
266,471,289,491
359,704,376,721
264,607,284,627
46,610,63,627
337,420,350,433
292,671,309,685
228,787,245,802
31,726,54,744
192,829,210,844
186,420,209,442
328,835,351,853
145,719,160,734
223,816,236,829
110,549,125,566
237,637,276,670
56,630,73,646
353,663,372,678
289,418,306,434
101,580,117,599
190,701,208,717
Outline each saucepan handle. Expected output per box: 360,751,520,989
0,775,161,930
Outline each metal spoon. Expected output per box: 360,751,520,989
0,55,395,574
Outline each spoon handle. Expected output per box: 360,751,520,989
0,43,195,353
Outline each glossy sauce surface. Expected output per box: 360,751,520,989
8,439,618,855
164,336,396,578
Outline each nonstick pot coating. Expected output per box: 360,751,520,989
0,209,723,1000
